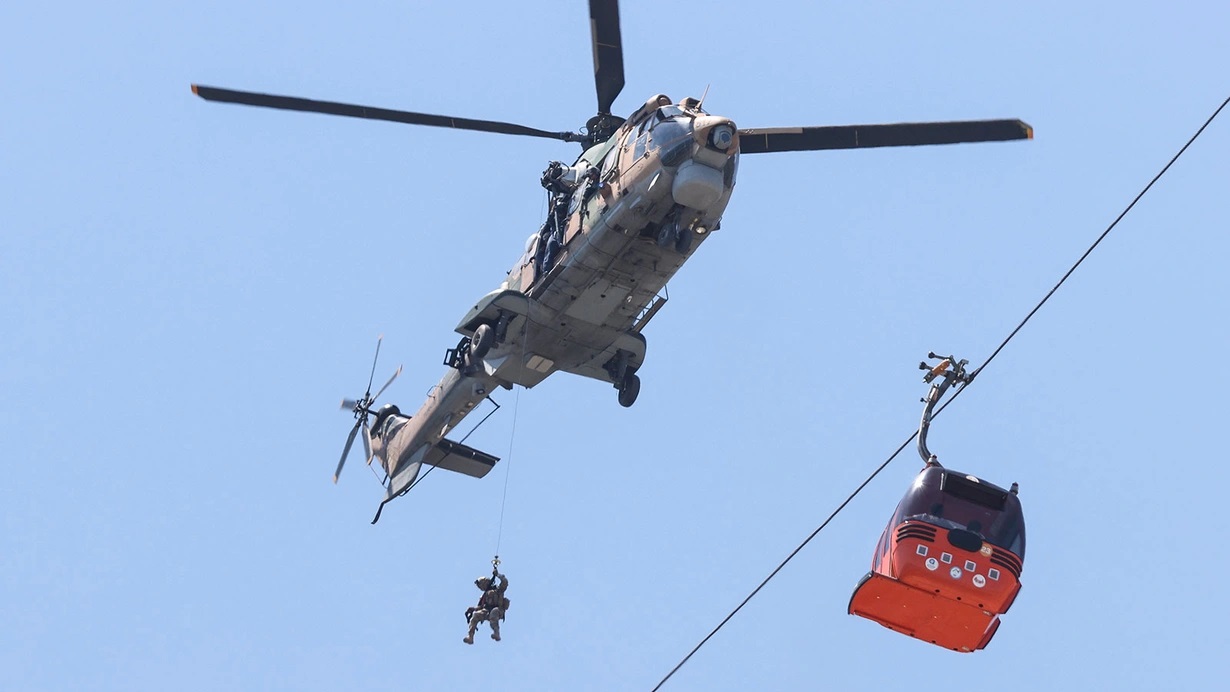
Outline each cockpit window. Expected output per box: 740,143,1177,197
655,105,686,121
649,109,694,166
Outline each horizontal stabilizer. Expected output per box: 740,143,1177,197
423,438,499,478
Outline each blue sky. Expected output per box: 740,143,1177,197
3,1,1229,690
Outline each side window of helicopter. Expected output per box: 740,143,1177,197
568,165,597,214
634,119,652,158
600,142,619,180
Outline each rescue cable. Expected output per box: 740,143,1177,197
492,297,532,565
651,93,1230,691
494,384,520,558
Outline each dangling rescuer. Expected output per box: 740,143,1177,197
463,568,509,645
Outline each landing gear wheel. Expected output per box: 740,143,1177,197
656,222,677,249
471,324,495,359
674,227,693,254
617,373,641,408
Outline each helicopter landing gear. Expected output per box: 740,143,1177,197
656,218,694,254
471,324,495,359
617,372,640,408
674,226,693,254
602,345,644,407
656,221,677,249
654,221,683,250
605,349,641,407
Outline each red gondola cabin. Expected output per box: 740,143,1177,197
848,462,1025,652
849,355,1025,652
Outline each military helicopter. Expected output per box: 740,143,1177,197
192,1,1032,521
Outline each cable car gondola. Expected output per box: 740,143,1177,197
848,355,1025,652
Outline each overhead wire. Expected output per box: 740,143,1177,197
651,93,1230,691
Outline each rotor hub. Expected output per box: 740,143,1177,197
585,113,626,147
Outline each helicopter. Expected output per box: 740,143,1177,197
192,1,1032,521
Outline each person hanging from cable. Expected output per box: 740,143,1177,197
463,557,509,645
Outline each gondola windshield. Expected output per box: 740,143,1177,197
892,466,1025,557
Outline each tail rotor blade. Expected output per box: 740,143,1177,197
372,365,403,402
362,421,374,465
365,335,384,396
335,421,361,483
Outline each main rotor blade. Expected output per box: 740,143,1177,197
335,421,361,483
191,85,580,142
341,397,359,411
372,365,403,403
589,0,625,114
362,421,373,465
737,119,1033,154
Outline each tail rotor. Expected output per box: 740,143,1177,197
335,336,402,483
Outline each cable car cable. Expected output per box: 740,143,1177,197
969,94,1230,383
651,93,1230,691
651,434,917,692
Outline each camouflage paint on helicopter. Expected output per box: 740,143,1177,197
193,0,1031,521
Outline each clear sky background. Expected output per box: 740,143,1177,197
3,2,1229,690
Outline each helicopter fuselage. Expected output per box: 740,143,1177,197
371,94,739,505
465,94,738,389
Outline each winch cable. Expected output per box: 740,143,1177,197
494,384,520,557
494,296,533,559
651,93,1230,691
